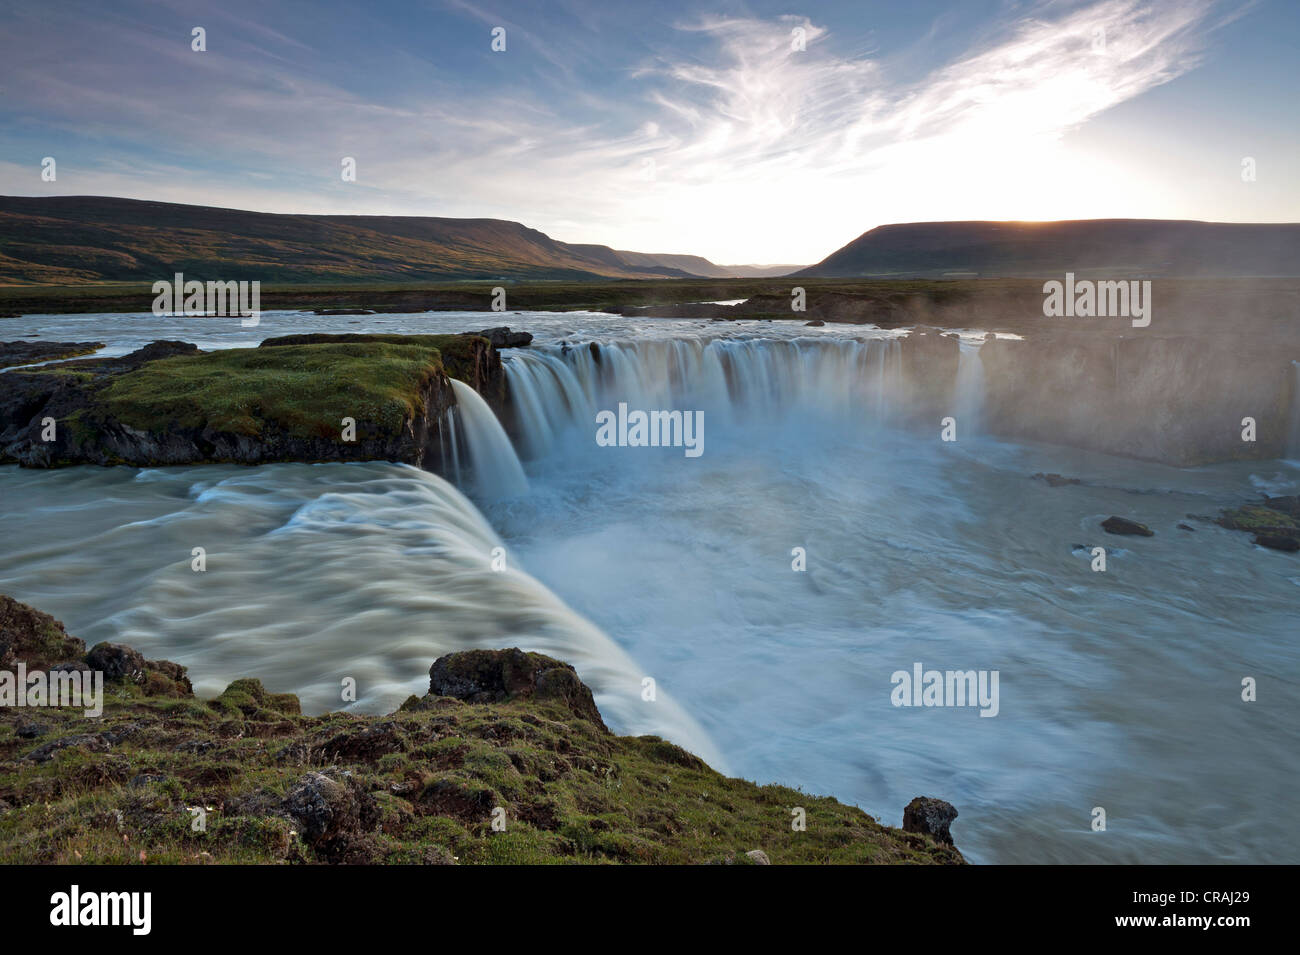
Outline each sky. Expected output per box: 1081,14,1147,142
0,0,1295,264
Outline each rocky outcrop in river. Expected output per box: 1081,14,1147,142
0,334,505,471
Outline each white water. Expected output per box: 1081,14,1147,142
2,309,1298,864
1289,360,1300,460
952,339,986,437
448,379,528,498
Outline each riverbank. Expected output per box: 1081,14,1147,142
0,595,963,865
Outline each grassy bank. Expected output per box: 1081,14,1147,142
0,333,501,468
0,596,964,865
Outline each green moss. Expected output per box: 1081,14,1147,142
0,667,963,867
1217,504,1300,534
95,340,456,438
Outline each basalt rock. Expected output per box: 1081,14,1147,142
0,340,105,368
428,647,608,732
458,326,533,349
85,642,146,681
1102,516,1154,536
902,796,959,845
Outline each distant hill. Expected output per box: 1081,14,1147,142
583,248,800,278
798,219,1300,278
716,263,803,278
0,196,730,285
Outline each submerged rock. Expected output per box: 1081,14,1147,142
1254,534,1300,552
1033,472,1080,487
902,796,958,845
1101,516,1154,536
1216,497,1300,551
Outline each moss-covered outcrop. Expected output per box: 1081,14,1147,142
0,333,503,470
0,595,963,865
1217,495,1300,551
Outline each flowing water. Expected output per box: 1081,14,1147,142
2,310,1298,864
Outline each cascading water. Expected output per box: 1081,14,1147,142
952,338,987,437
1288,360,1300,461
3,309,1299,865
448,379,528,498
503,336,911,459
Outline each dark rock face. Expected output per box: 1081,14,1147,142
0,594,86,670
1102,516,1155,536
0,335,504,477
902,796,958,845
1254,534,1300,552
459,326,533,349
0,594,192,698
428,648,608,732
0,340,105,368
85,642,146,681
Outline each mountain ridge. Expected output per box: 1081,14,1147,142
0,195,758,285
798,218,1300,278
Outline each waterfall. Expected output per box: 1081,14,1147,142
503,336,918,459
953,339,986,436
1288,361,1300,461
448,379,528,498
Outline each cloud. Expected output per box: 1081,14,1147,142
0,0,1239,261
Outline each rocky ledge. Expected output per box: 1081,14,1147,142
0,340,106,368
0,595,963,865
0,333,505,470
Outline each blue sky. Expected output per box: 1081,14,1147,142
1,0,1295,263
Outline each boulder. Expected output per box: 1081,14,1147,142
85,642,146,682
902,796,958,845
1101,516,1154,536
428,648,607,731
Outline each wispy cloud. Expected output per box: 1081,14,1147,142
0,0,1253,260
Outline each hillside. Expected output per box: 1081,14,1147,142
0,196,721,285
799,219,1300,278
